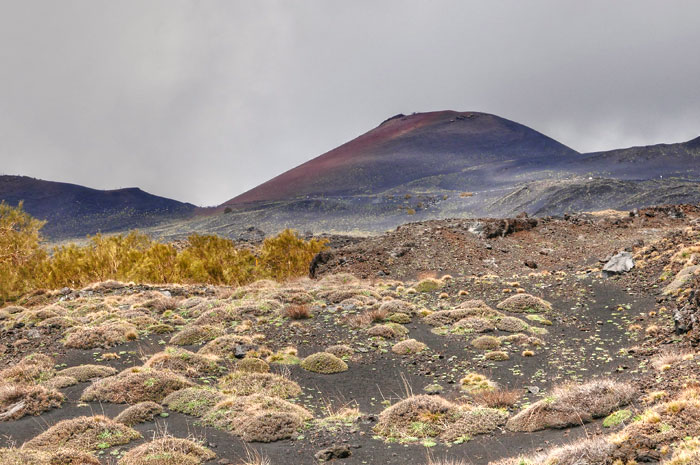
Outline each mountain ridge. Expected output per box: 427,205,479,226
0,175,197,239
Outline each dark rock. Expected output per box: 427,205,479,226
309,251,334,278
524,260,538,269
315,445,351,461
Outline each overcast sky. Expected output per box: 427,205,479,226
1,1,699,206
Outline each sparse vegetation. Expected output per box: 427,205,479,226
114,401,164,426
300,352,348,374
24,415,141,452
506,379,636,432
80,367,193,404
0,204,327,302
118,436,215,465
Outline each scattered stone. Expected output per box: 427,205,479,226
315,445,351,461
602,251,635,275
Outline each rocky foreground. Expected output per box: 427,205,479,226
0,206,700,464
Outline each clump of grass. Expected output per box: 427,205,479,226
460,372,495,393
114,401,164,426
64,321,139,349
484,350,510,361
237,357,270,373
81,367,193,404
0,447,100,465
506,379,636,432
118,436,215,465
374,395,506,443
602,409,632,428
218,371,301,398
0,383,64,421
415,278,443,293
43,375,78,389
367,323,408,339
472,388,522,408
489,438,615,465
283,304,311,320
198,334,255,358
162,387,227,417
392,339,428,355
424,301,501,326
144,347,222,378
25,415,141,452
56,364,117,382
266,347,301,365
0,354,54,384
345,308,388,328
496,293,552,313
496,316,529,333
471,335,501,350
202,394,312,442
300,352,348,374
169,324,224,346
453,316,495,333
238,411,307,443
378,300,415,315
325,344,354,359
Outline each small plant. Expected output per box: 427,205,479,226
284,304,311,320
472,388,522,408
603,409,632,428
300,352,348,374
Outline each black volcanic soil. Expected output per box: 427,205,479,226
1,205,700,464
1,278,650,464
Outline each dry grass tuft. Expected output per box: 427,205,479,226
0,383,64,421
114,401,164,426
218,371,301,398
300,352,348,374
496,293,552,313
56,364,117,382
169,324,224,346
162,387,227,417
144,347,222,378
484,350,510,361
0,447,100,465
25,415,141,452
472,388,522,408
374,395,506,443
496,316,529,333
0,354,54,384
506,379,636,432
325,344,354,359
471,335,501,350
198,334,255,358
367,323,408,339
345,308,388,328
64,322,138,349
489,438,615,465
392,339,428,355
283,304,311,320
460,372,495,393
118,436,215,465
202,394,312,442
81,367,193,404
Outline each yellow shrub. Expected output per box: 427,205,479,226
0,201,47,301
0,204,327,301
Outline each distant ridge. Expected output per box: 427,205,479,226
0,175,197,240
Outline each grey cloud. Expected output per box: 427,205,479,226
1,0,699,205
